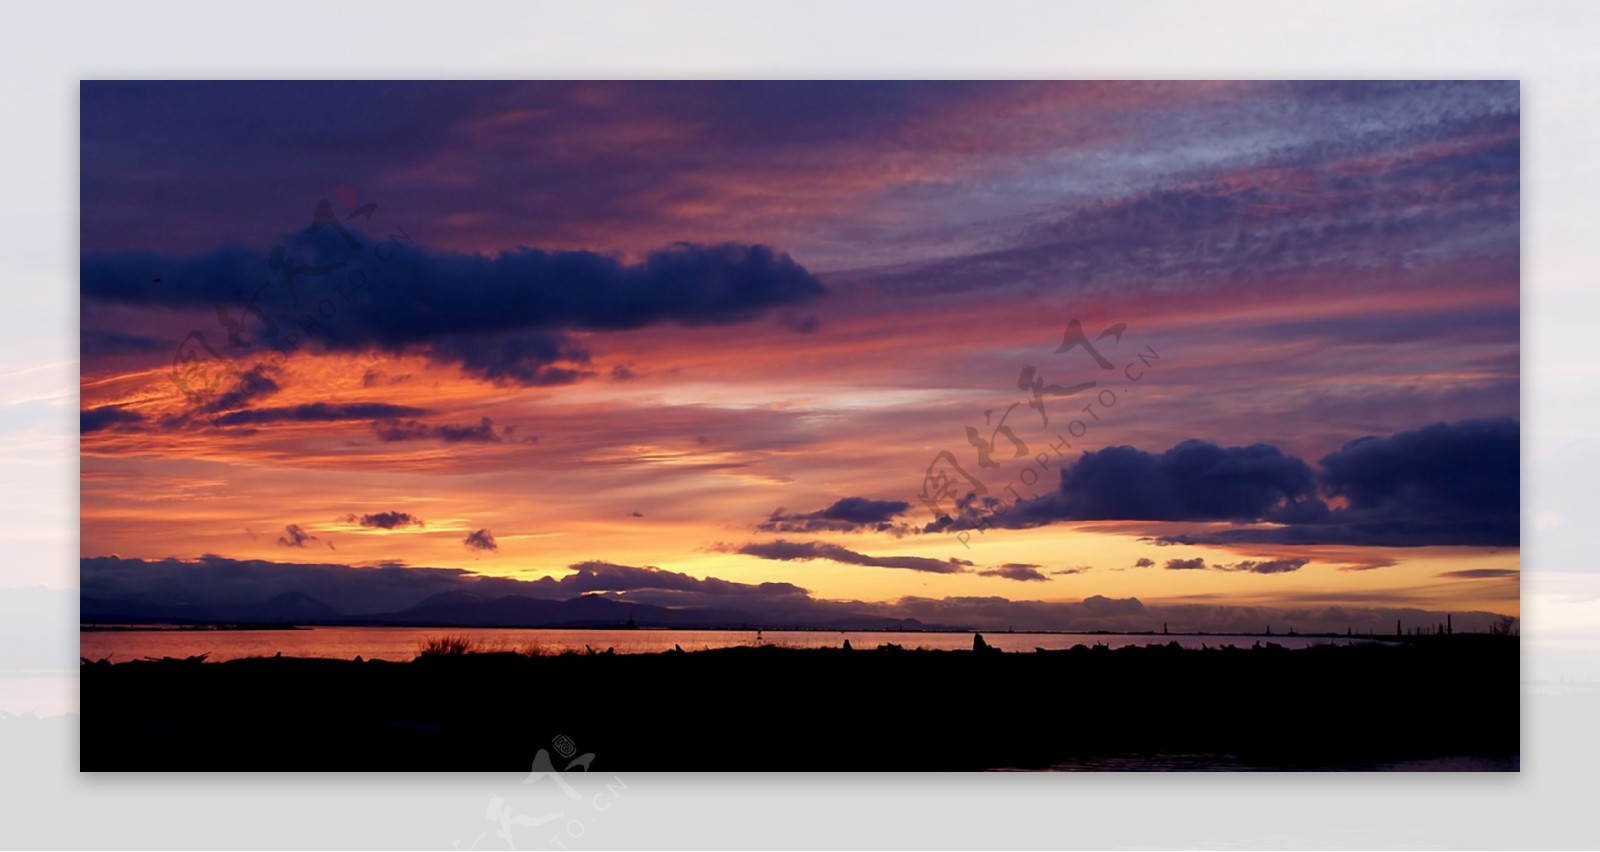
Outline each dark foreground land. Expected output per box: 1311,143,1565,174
81,636,1519,770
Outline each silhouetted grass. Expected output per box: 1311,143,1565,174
416,633,558,658
81,635,1519,770
415,634,479,657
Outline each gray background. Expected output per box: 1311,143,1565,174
3,0,1596,847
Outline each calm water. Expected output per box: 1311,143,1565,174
79,626,1373,663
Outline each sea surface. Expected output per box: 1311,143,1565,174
79,626,1374,662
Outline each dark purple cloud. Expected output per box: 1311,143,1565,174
1164,556,1310,574
79,81,1516,322
211,402,428,427
79,553,551,615
343,511,424,530
757,497,912,533
426,333,590,387
868,84,1517,301
931,439,1318,528
372,416,503,444
930,420,1519,548
1081,594,1148,617
463,529,497,553
277,524,316,548
195,365,282,414
81,237,825,387
979,563,1051,582
79,81,1006,253
79,555,1515,633
1219,559,1311,575
738,540,971,574
1319,418,1518,529
81,330,168,357
1163,419,1520,548
81,405,144,433
1061,440,1319,521
537,561,808,599
1439,568,1519,580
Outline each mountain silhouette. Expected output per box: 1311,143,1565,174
81,590,940,630
81,590,341,624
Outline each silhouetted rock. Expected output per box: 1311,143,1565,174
842,639,853,651
973,633,999,654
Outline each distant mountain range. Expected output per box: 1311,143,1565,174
79,590,936,631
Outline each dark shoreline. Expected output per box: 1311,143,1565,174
79,623,309,632
81,635,1519,771
78,622,1416,639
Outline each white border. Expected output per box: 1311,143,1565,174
5,0,1596,847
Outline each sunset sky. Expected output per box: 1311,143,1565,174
78,81,1520,632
